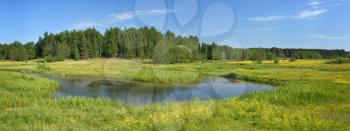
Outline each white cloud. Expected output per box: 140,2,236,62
250,0,332,22
73,8,174,29
312,34,346,40
296,9,327,19
309,0,322,8
73,21,103,29
145,9,174,15
309,1,322,6
309,0,344,8
109,9,174,22
250,9,327,22
110,11,139,22
250,15,289,22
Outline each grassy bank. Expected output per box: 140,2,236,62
0,59,350,130
0,58,202,83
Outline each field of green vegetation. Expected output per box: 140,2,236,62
0,58,350,130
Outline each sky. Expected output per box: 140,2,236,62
0,0,349,50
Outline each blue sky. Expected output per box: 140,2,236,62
0,0,349,50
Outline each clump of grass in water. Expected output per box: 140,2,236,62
223,72,238,79
120,67,200,83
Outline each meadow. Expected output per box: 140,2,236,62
0,58,349,130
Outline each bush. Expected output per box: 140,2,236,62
249,48,266,64
7,41,28,61
44,56,65,62
289,58,296,62
255,59,263,64
166,45,192,64
273,57,280,64
223,72,239,79
292,51,322,59
152,39,170,64
35,58,46,63
326,58,350,64
36,62,51,71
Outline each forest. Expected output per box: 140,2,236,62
0,27,348,63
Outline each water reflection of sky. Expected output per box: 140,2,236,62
36,74,272,105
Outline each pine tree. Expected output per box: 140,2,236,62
72,46,80,60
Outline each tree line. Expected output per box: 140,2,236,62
0,27,349,63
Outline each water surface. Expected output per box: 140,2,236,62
34,74,273,104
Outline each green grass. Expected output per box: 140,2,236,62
0,59,350,130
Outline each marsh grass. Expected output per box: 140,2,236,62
36,62,51,71
119,67,200,83
0,59,350,130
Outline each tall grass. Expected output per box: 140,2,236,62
0,71,58,109
119,67,200,83
0,59,350,130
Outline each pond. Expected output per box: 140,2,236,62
33,74,273,104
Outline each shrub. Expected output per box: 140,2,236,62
326,58,350,64
289,58,296,62
223,72,239,79
249,48,266,64
152,39,170,64
35,58,46,63
255,59,263,64
44,56,65,62
166,45,192,64
273,57,279,64
292,51,322,59
36,62,51,71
